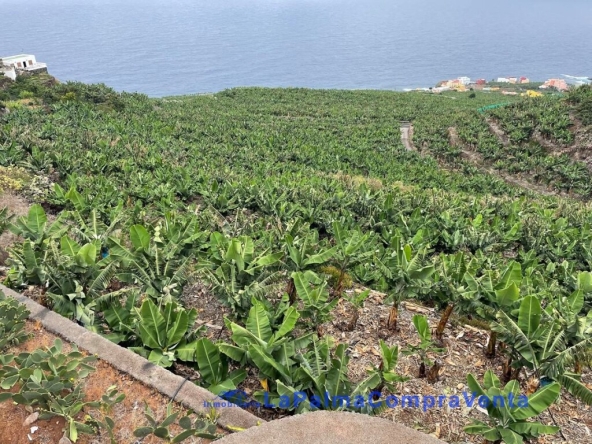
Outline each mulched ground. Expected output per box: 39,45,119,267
183,283,592,444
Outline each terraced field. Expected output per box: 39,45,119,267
2,78,592,443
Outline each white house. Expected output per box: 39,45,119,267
497,77,510,83
458,76,471,85
0,54,48,80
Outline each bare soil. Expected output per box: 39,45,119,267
325,289,592,443
0,191,31,265
0,322,226,444
485,117,511,147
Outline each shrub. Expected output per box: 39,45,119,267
0,166,31,192
18,90,34,99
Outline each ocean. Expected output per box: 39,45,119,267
1,0,591,97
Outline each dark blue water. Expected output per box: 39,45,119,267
1,0,591,97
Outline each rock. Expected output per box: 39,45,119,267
59,438,72,444
23,412,39,427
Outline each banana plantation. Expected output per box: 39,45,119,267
1,79,592,443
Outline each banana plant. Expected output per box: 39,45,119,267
433,252,478,340
341,289,371,331
283,230,336,304
43,235,122,326
493,294,592,405
547,271,592,372
201,233,282,316
99,291,141,344
403,315,445,382
369,340,409,393
8,204,68,247
0,206,11,236
5,205,69,288
292,271,338,329
471,261,523,358
219,298,313,402
64,202,124,250
330,221,373,296
194,338,246,395
129,299,204,368
281,336,382,413
464,370,560,444
110,224,195,303
376,235,435,332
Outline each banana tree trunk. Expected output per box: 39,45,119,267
346,307,359,332
510,366,521,381
502,357,513,383
427,361,441,384
435,304,454,340
316,324,325,337
418,362,426,378
387,304,399,332
287,278,296,305
575,358,583,374
485,331,497,358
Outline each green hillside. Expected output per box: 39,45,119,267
2,78,592,442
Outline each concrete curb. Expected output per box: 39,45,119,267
0,284,264,432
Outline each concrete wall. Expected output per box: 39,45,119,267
0,67,17,81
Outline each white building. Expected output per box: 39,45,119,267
497,77,510,83
458,76,471,85
0,54,47,80
0,65,17,81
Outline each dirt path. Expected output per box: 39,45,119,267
485,117,510,147
533,114,592,173
400,122,415,151
447,127,565,198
